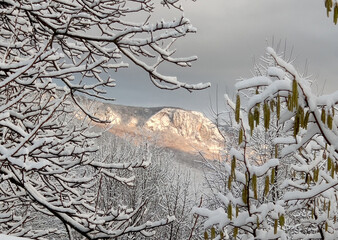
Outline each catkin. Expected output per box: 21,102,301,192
277,94,281,119
242,186,248,204
321,108,326,124
313,167,319,182
264,176,269,196
328,157,332,171
239,128,243,144
233,227,238,238
270,100,275,112
288,93,293,111
236,205,239,217
294,112,300,137
271,168,275,184
254,106,260,126
275,145,278,158
274,219,278,234
227,203,232,220
231,156,236,180
211,228,216,239
252,174,257,200
279,214,285,227
248,110,254,135
263,102,270,131
327,114,333,129
235,94,240,123
292,79,298,108
204,231,209,240
228,176,232,190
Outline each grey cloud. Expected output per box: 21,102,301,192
109,0,338,114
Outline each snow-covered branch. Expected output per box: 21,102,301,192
0,0,205,238
195,47,338,239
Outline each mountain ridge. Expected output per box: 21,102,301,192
76,96,224,159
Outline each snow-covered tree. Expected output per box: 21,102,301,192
0,0,209,238
95,133,199,240
194,47,338,239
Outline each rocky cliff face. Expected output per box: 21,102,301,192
144,108,223,157
77,97,224,159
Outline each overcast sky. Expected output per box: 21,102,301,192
108,0,338,116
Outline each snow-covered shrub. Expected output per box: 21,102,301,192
194,47,338,239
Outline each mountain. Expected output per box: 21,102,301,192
75,97,224,159
144,108,224,159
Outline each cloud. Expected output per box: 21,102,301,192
112,0,338,113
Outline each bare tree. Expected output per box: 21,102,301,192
0,0,209,238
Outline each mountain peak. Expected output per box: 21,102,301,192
145,108,223,154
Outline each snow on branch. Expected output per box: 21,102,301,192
196,47,338,239
0,0,202,238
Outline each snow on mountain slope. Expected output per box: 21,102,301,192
144,108,224,158
76,96,224,159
